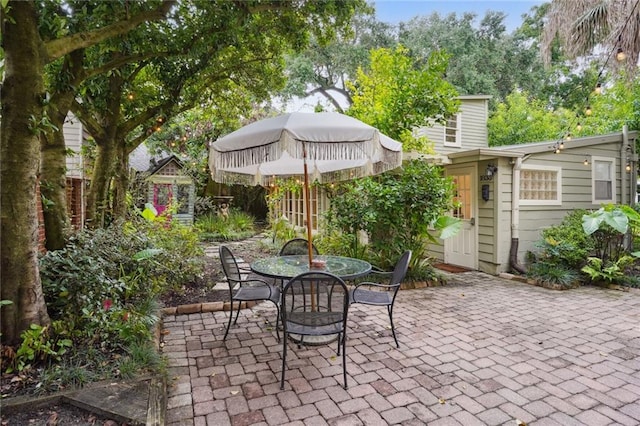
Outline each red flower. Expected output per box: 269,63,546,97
103,299,113,311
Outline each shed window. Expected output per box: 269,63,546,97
519,166,561,205
592,156,615,204
443,114,461,147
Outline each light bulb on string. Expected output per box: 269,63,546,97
585,105,593,116
584,157,589,166
626,163,632,172
576,122,582,131
594,83,602,94
616,48,627,61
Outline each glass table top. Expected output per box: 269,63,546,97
251,255,371,280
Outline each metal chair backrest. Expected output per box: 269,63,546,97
279,238,320,256
281,271,348,332
390,250,412,287
219,245,241,283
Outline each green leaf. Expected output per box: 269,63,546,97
602,209,628,234
434,216,462,240
141,203,158,221
133,248,163,261
582,209,604,235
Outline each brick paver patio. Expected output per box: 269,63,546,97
162,267,640,425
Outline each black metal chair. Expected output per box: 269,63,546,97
219,245,280,341
278,238,320,256
280,271,350,390
349,250,412,348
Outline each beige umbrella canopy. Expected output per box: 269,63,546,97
209,112,403,264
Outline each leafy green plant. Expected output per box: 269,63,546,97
195,209,256,241
527,261,581,289
581,255,637,285
540,209,593,269
314,229,364,258
6,324,72,373
117,341,165,380
582,205,640,262
266,215,301,245
326,159,459,272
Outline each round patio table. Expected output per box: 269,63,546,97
251,255,372,282
251,255,371,345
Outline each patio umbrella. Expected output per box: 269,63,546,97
208,112,403,265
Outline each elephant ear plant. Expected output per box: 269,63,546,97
580,205,640,287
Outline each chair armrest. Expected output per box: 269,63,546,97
228,277,273,287
351,281,397,296
352,266,391,285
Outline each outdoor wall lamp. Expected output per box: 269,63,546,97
485,164,498,177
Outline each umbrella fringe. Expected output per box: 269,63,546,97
211,139,398,170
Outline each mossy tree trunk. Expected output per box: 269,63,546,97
39,51,85,250
0,1,51,345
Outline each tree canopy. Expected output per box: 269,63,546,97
347,45,459,151
0,0,362,343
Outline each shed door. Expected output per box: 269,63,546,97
445,166,477,269
153,184,172,215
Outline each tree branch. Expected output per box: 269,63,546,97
44,1,176,62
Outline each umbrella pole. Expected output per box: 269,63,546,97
303,145,316,312
303,147,313,267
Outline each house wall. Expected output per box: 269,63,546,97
271,186,330,233
63,113,85,178
479,158,511,274
416,96,490,155
514,141,626,265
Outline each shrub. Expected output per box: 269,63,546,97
194,196,217,218
132,215,205,293
326,159,457,271
39,225,149,343
540,209,593,269
37,216,202,380
195,209,256,241
527,262,581,290
581,255,635,285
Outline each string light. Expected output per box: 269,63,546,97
127,93,134,100
626,163,631,172
546,3,639,160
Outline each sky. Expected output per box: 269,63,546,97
374,0,546,31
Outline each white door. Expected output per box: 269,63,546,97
445,166,477,269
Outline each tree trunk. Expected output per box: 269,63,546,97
84,72,125,228
40,107,72,250
1,1,51,345
112,142,130,220
86,137,117,228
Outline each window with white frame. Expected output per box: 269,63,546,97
591,156,616,204
443,114,461,147
519,165,562,205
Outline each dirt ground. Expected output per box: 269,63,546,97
1,402,118,425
